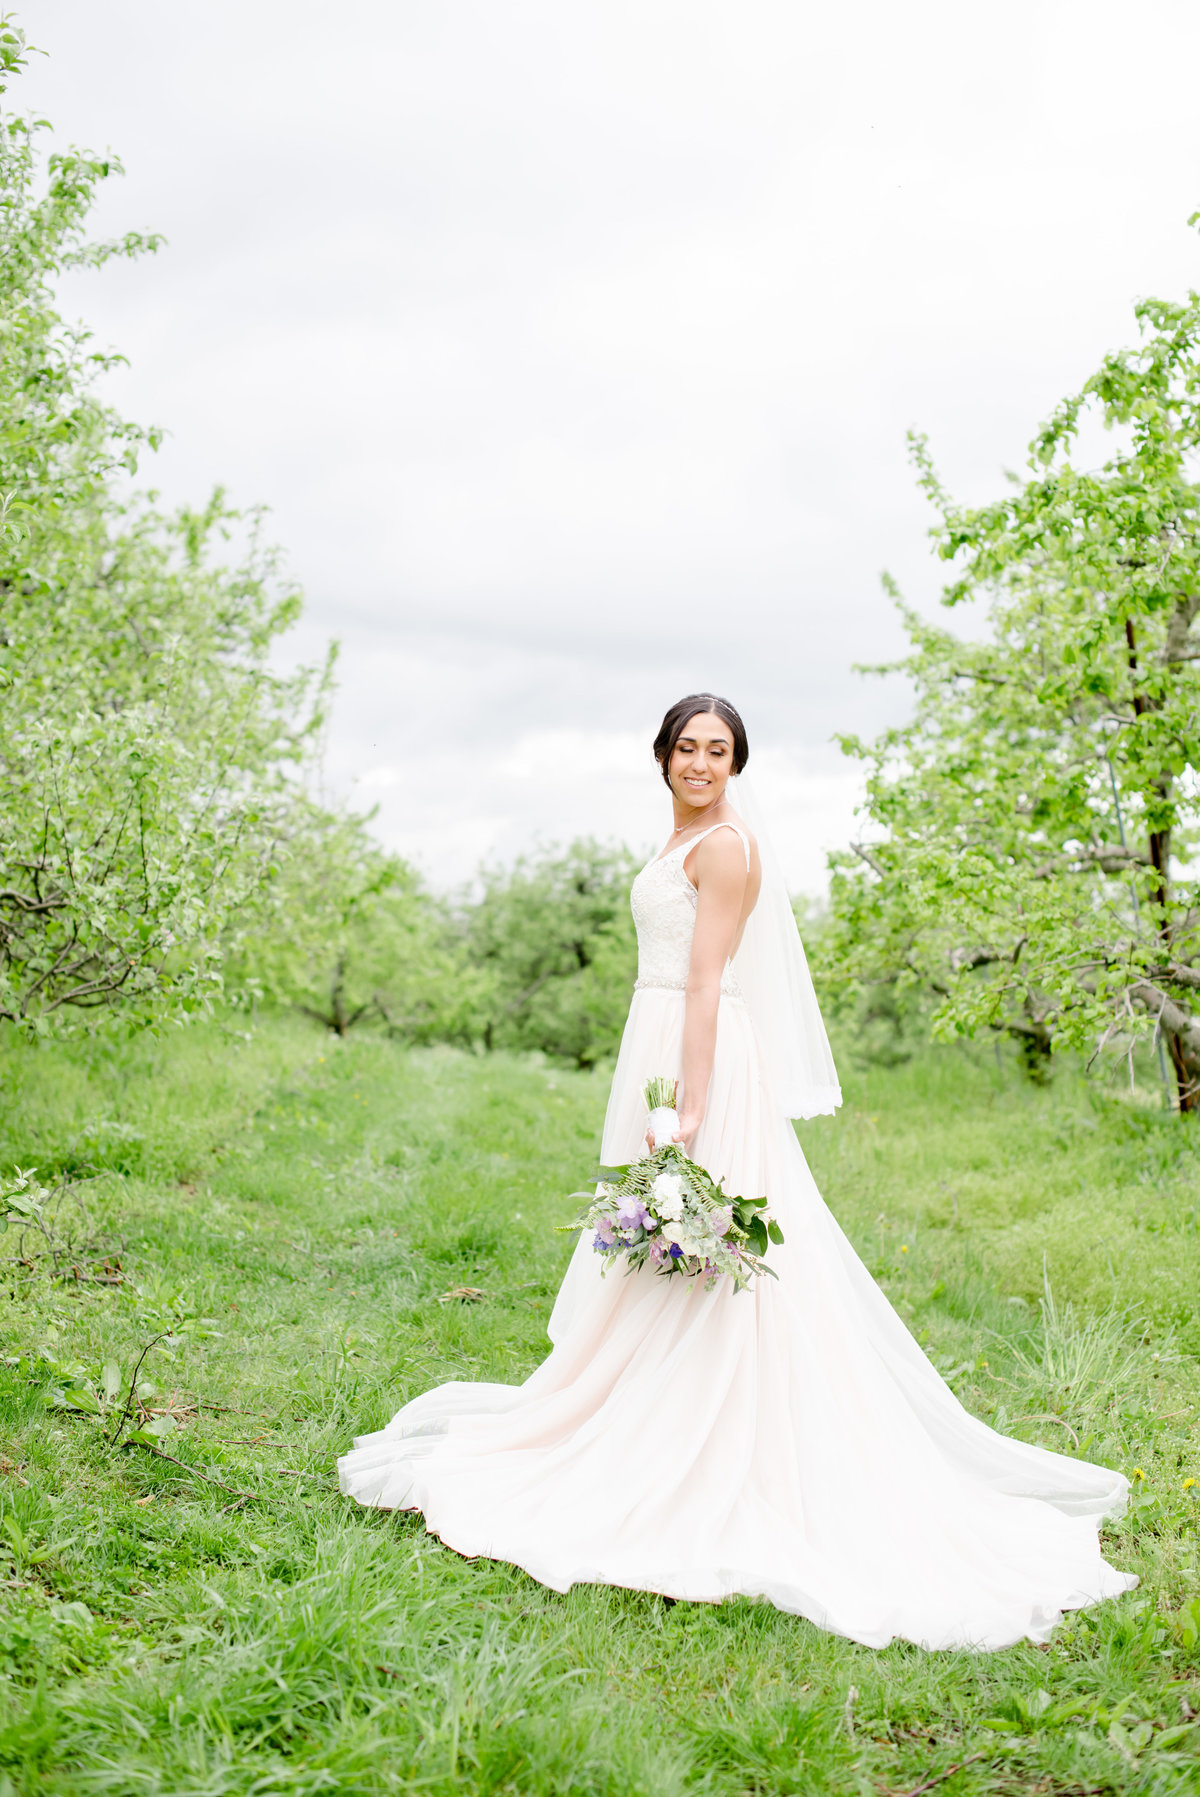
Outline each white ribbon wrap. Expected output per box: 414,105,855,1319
646,1106,680,1151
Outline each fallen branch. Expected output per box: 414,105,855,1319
1011,1413,1080,1450
219,1437,299,1448
108,1331,172,1450
131,1444,257,1503
192,1400,272,1417
883,1753,988,1797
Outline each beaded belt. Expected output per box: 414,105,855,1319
634,976,743,998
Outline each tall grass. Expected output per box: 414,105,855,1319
0,1017,1197,1794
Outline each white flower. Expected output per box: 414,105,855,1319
662,1218,707,1257
652,1173,686,1221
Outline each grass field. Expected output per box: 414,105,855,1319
1,1015,1198,1795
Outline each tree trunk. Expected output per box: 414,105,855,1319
330,954,348,1037
1125,621,1189,1108
1166,1029,1200,1113
1014,1024,1053,1085
1131,980,1200,1113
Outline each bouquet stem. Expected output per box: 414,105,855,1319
643,1078,679,1151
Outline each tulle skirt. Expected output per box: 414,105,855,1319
337,988,1136,1650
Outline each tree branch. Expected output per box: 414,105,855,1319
1148,962,1200,991
1029,845,1152,879
949,946,1007,971
1129,980,1200,1049
0,887,67,914
850,841,887,879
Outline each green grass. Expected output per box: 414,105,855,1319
1,1015,1198,1795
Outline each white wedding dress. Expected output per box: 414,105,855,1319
339,821,1136,1650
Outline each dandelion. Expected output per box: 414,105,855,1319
900,1245,909,1255
1132,1467,1145,1481
1184,1477,1196,1491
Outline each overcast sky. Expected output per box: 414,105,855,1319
17,0,1200,888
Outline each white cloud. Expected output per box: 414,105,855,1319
18,0,1200,887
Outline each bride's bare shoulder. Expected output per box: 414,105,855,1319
692,819,758,875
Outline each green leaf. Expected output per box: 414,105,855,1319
45,1385,101,1415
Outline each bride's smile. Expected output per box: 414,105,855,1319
668,715,735,820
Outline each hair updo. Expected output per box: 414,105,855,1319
652,693,749,789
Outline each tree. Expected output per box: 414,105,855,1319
468,840,640,1067
0,21,332,1029
236,823,492,1042
828,248,1200,1109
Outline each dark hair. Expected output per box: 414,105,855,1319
653,693,749,788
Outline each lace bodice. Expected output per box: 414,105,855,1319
630,821,750,997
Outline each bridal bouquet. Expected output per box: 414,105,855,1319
562,1078,783,1293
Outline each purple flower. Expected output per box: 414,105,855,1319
616,1195,653,1231
593,1216,619,1250
669,1243,683,1259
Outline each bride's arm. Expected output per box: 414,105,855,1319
675,831,749,1146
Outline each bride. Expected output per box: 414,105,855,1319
339,693,1136,1650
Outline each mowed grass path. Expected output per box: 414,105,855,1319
1,1017,1198,1795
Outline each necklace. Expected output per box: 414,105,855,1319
673,799,724,834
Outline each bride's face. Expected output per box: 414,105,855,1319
669,711,734,811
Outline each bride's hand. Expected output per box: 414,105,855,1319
673,1111,704,1149
644,1110,703,1151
